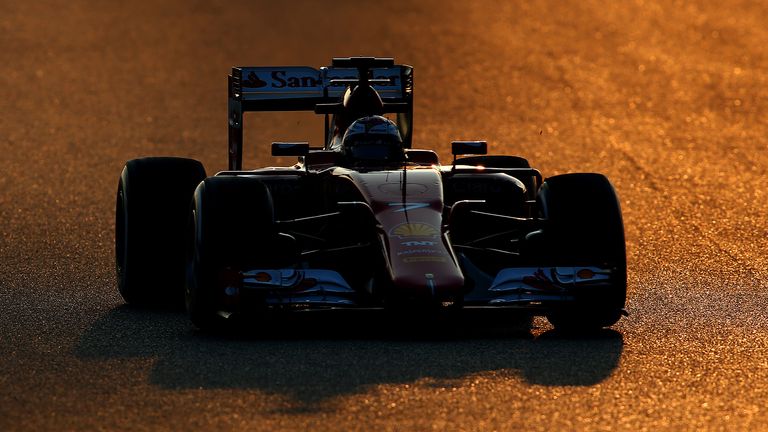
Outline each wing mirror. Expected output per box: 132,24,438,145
451,140,487,165
451,140,488,156
271,142,309,157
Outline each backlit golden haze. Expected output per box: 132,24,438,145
2,0,768,430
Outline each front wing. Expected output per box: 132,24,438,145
216,265,620,312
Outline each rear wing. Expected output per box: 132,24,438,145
231,65,412,109
228,61,413,170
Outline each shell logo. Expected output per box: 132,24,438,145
391,223,439,238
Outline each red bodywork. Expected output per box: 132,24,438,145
348,167,465,301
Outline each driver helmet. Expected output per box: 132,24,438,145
341,116,404,163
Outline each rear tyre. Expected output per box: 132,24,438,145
537,173,626,331
186,176,292,331
116,157,206,307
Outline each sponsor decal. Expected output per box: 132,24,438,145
397,248,443,256
270,70,321,88
243,72,267,88
390,223,439,238
401,241,436,247
388,202,430,212
403,256,447,263
241,68,399,90
241,70,322,89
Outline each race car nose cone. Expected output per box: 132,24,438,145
392,270,464,302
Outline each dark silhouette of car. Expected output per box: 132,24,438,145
115,57,627,332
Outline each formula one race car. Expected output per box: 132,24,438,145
116,57,627,331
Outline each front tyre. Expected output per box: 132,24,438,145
186,176,284,331
537,173,627,331
116,157,206,307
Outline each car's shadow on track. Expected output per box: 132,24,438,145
75,305,623,407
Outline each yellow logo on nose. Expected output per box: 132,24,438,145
392,223,438,238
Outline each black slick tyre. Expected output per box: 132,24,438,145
116,157,206,307
186,176,290,331
536,173,627,331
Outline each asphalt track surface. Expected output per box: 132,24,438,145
3,1,768,430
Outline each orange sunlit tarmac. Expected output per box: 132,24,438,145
2,0,768,430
